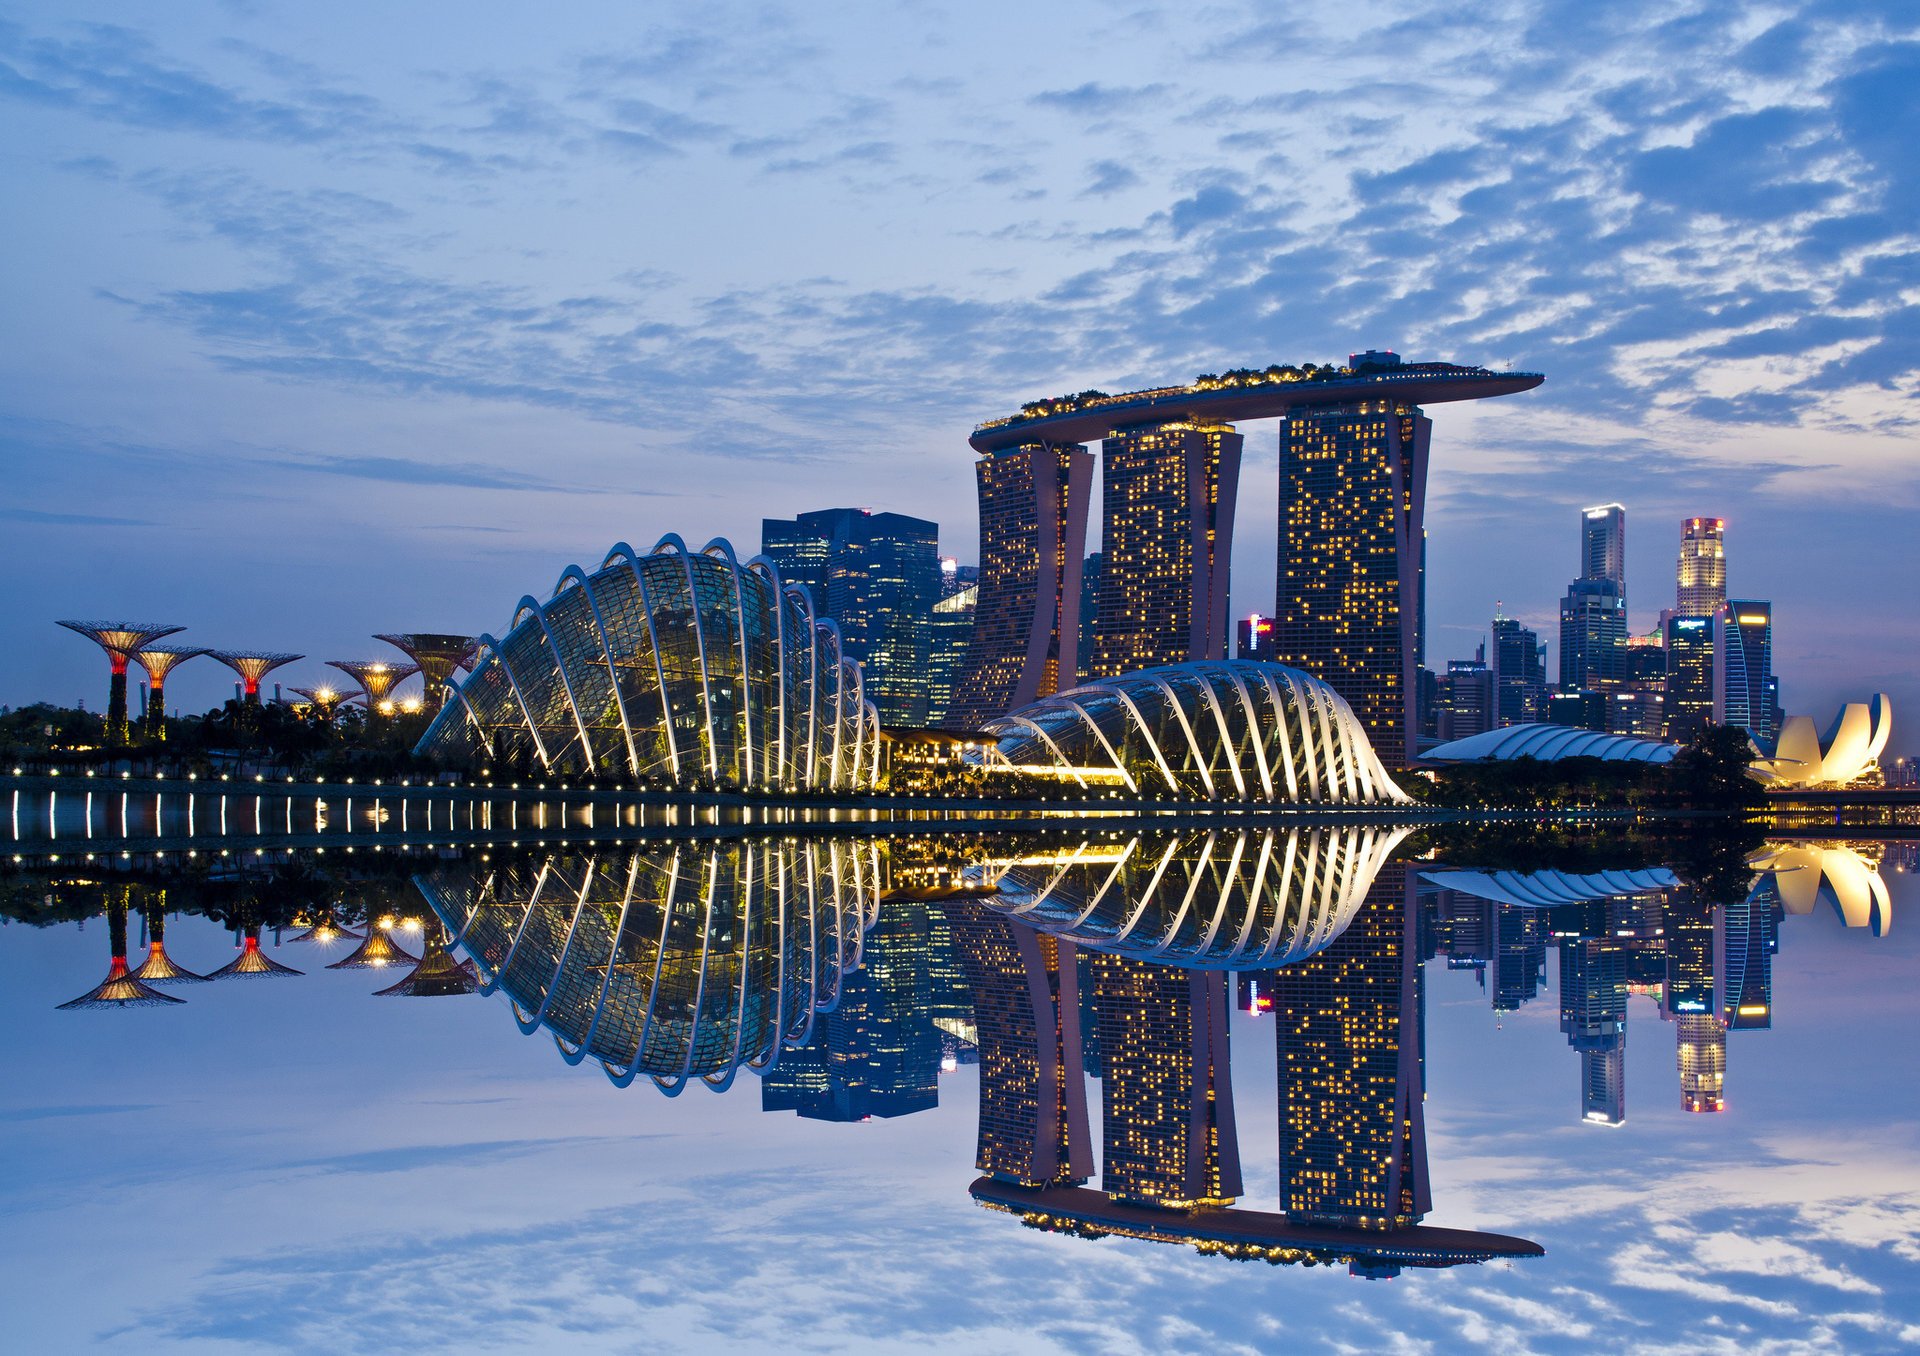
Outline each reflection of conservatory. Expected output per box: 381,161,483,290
417,536,881,790
978,662,1406,804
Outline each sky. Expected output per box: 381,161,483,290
1,1,1915,750
2,850,1916,1353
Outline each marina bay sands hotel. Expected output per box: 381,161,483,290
947,352,1544,766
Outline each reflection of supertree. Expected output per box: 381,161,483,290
209,924,304,978
375,634,478,711
56,621,185,743
329,660,420,716
129,889,211,983
285,908,362,944
57,886,184,1009
374,919,479,997
327,915,419,969
131,647,207,739
210,650,303,705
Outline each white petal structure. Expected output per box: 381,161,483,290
416,535,881,790
1751,695,1892,788
1420,723,1679,764
417,841,882,1092
1747,844,1893,935
975,825,1412,967
976,661,1407,804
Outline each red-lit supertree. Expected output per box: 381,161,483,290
328,660,420,717
374,634,478,711
56,885,184,1009
209,923,305,978
131,646,208,740
55,621,184,744
210,650,304,705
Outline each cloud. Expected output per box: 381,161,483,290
1083,159,1141,197
0,507,159,527
1030,82,1169,116
286,455,632,495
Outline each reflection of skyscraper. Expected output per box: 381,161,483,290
1664,888,1727,1113
1491,906,1546,1012
1676,517,1727,618
946,902,1092,1187
1718,894,1776,1032
762,902,940,1121
949,444,1093,726
1676,1013,1726,1113
1559,938,1627,1125
1273,863,1431,1229
1273,399,1430,767
1090,423,1241,675
1088,953,1241,1208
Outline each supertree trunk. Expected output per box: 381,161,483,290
108,660,130,744
146,684,167,740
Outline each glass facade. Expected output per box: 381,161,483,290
416,535,881,790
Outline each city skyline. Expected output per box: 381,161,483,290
1,3,1914,757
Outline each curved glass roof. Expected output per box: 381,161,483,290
1420,723,1679,765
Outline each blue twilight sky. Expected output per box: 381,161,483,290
0,1,1915,746
1,857,1916,1352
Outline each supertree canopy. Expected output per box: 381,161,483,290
56,621,185,743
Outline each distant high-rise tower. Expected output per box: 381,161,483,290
1490,616,1547,726
1087,953,1242,1208
1581,504,1627,589
1559,579,1627,690
1436,647,1492,742
1272,862,1430,1229
949,444,1093,726
1274,396,1429,767
1676,517,1727,618
1714,600,1777,747
1090,422,1241,675
1676,1013,1726,1113
1078,551,1103,683
926,582,978,727
1663,616,1714,739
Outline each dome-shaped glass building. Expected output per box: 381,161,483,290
416,536,881,789
977,661,1406,804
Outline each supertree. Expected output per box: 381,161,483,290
374,634,478,711
210,650,304,706
209,923,304,978
56,885,184,1009
373,918,479,997
284,905,363,944
129,887,211,984
55,621,185,744
328,660,419,717
131,647,208,740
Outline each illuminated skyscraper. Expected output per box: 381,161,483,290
1719,894,1776,1032
1087,953,1241,1208
1581,504,1627,588
946,901,1092,1187
1274,400,1428,767
1272,863,1431,1229
1676,517,1727,618
1090,422,1241,675
949,443,1093,726
1714,600,1777,747
1436,649,1492,742
1559,578,1627,690
1663,616,1714,739
926,582,977,727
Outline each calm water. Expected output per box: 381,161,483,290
1,827,1914,1354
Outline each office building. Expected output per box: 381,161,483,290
1664,615,1714,739
1559,578,1627,690
1548,689,1609,731
1581,504,1626,588
949,443,1093,726
1676,517,1727,618
1077,552,1102,682
1560,939,1628,1125
1608,686,1666,739
1714,600,1778,747
1490,616,1547,726
926,582,978,727
1436,648,1493,742
1090,422,1241,675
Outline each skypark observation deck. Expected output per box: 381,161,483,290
969,361,1544,453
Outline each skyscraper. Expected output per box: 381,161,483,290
1676,517,1727,618
949,443,1093,727
1274,399,1428,767
1087,953,1242,1209
926,582,978,727
1581,503,1627,588
1090,422,1241,675
1271,863,1431,1229
1664,615,1714,739
1714,600,1777,747
1077,551,1102,683
1559,578,1627,690
761,509,941,724
1490,616,1547,726
1436,648,1492,742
